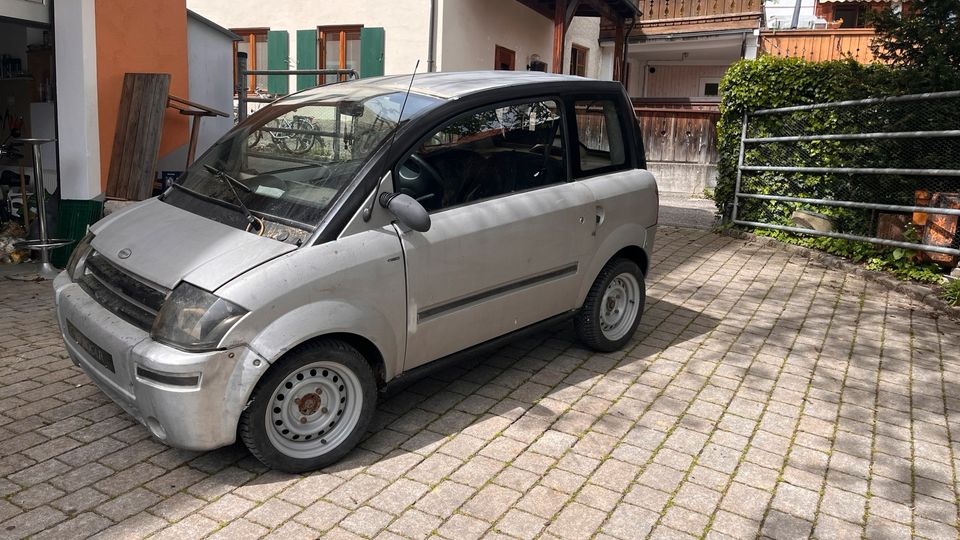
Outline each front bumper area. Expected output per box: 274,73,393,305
53,273,268,451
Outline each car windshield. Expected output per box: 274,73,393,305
164,85,440,229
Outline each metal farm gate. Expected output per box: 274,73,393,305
731,90,960,259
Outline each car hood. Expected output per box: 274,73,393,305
89,198,297,292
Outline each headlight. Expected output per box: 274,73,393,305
151,282,248,351
66,232,95,280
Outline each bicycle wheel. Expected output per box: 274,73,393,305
280,118,317,155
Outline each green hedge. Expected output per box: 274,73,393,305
715,56,903,221
713,56,957,282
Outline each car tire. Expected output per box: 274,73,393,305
239,339,377,473
575,258,645,352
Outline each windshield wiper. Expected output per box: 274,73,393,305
203,164,263,233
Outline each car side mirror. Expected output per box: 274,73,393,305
379,192,431,232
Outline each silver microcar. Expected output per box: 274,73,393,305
54,71,658,472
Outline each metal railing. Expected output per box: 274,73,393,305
235,52,358,122
732,90,960,256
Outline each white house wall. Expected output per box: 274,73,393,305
186,0,431,77
436,0,554,72
563,17,601,78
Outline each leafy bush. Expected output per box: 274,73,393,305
943,279,960,306
715,56,902,218
714,56,956,283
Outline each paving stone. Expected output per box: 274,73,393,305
814,514,864,539
495,508,548,538
148,492,206,522
414,480,475,518
820,485,867,524
602,502,658,539
8,482,64,509
771,482,821,521
367,478,429,515
462,483,522,522
187,466,256,501
264,521,321,540
32,512,112,540
94,462,166,496
661,504,710,536
761,509,813,539
545,502,607,540
233,470,299,502
48,462,114,492
387,508,443,538
50,487,110,514
206,518,270,540
294,500,349,532
150,513,220,540
245,498,301,529
98,487,162,522
0,506,66,539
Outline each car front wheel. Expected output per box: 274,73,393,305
239,339,376,472
575,258,645,352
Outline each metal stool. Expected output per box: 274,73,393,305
13,138,73,279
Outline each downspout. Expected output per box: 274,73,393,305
790,0,802,28
622,16,634,88
427,0,438,72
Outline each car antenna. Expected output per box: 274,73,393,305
363,60,419,222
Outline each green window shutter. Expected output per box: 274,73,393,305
359,27,385,78
296,29,318,91
267,30,289,94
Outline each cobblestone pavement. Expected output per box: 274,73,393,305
658,194,717,230
1,227,958,539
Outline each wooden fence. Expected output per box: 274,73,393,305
633,98,719,166
759,29,880,63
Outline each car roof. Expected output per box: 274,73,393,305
299,71,620,100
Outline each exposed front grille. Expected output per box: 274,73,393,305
67,321,115,373
77,252,169,332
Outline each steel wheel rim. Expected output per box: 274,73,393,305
265,361,363,459
599,272,640,341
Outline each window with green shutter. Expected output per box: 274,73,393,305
266,30,289,94
296,29,318,91
360,27,384,78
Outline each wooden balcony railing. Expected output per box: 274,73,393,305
636,0,760,21
599,0,762,38
759,28,880,63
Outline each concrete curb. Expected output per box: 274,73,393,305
721,228,960,321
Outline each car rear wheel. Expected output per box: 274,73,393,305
575,258,645,352
239,339,376,472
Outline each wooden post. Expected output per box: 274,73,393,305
185,113,202,167
552,0,566,74
248,33,257,92
339,31,347,81
613,20,625,83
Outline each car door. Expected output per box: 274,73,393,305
394,98,596,370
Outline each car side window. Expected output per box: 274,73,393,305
573,99,628,176
395,99,566,212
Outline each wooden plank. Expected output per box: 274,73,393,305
105,73,171,201
106,74,135,199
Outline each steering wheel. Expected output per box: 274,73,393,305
398,154,444,206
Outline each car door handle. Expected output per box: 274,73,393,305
593,206,605,236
